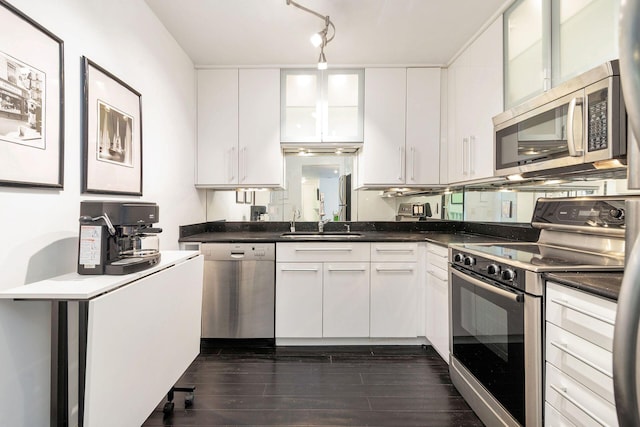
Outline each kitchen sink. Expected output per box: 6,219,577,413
280,232,363,239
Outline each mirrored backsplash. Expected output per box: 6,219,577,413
205,152,636,224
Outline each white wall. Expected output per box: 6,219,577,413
0,0,205,425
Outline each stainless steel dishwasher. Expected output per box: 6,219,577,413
200,243,275,338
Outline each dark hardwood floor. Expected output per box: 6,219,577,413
143,343,483,426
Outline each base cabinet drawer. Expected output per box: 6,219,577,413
546,282,616,351
545,363,618,427
545,402,576,427
546,322,614,404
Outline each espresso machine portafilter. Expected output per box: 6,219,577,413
77,201,162,275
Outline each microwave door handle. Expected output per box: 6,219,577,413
567,97,584,156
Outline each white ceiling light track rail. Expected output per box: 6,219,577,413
286,0,335,69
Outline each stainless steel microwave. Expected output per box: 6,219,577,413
493,60,627,178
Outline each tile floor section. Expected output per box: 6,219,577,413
143,343,483,426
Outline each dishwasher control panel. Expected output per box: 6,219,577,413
201,243,275,261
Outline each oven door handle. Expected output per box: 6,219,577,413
450,268,524,303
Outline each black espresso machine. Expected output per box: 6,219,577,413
77,201,162,275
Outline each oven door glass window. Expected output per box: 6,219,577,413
451,269,525,425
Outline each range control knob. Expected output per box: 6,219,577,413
609,208,625,220
501,268,516,281
463,256,476,266
453,253,464,263
487,264,501,276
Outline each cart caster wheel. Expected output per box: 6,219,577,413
185,394,194,407
162,401,174,415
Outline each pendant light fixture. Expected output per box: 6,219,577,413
286,0,335,70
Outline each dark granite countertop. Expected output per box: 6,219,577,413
178,230,513,245
544,272,623,301
178,221,537,246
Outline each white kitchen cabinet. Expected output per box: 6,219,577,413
239,68,283,187
545,281,618,426
196,69,238,186
323,263,370,337
425,243,449,362
406,68,442,185
359,68,407,186
359,68,442,187
447,17,503,184
370,242,418,338
276,242,371,340
280,69,364,144
275,262,323,338
196,68,282,188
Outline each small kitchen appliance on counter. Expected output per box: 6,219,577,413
449,196,631,427
77,201,162,275
396,202,432,221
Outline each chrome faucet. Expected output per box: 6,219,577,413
318,217,330,233
344,223,351,233
290,209,300,232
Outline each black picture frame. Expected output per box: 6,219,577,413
0,0,64,188
82,57,142,195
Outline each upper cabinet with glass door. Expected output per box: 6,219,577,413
504,0,550,108
504,0,619,109
281,69,364,145
551,0,619,85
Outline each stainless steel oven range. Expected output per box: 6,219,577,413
449,196,627,427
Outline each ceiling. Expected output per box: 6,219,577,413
144,0,509,68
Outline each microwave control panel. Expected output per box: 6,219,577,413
588,89,608,151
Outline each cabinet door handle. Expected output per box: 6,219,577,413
410,146,416,181
551,298,615,326
375,248,414,253
462,137,469,176
549,384,611,427
398,146,405,181
229,146,236,182
427,269,448,282
427,250,447,258
294,248,353,252
280,268,319,272
327,268,367,272
375,267,414,272
469,135,475,175
550,340,612,378
241,147,247,182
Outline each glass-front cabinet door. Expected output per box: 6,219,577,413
551,0,620,86
504,0,620,109
281,69,363,143
504,0,551,108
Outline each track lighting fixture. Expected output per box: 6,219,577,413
286,0,335,70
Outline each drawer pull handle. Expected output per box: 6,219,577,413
280,268,319,272
375,248,414,253
550,340,612,378
327,268,367,272
376,267,414,272
426,270,447,280
549,384,611,427
294,248,353,252
551,298,615,326
427,251,447,257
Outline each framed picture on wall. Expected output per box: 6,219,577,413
82,57,142,195
0,0,64,188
